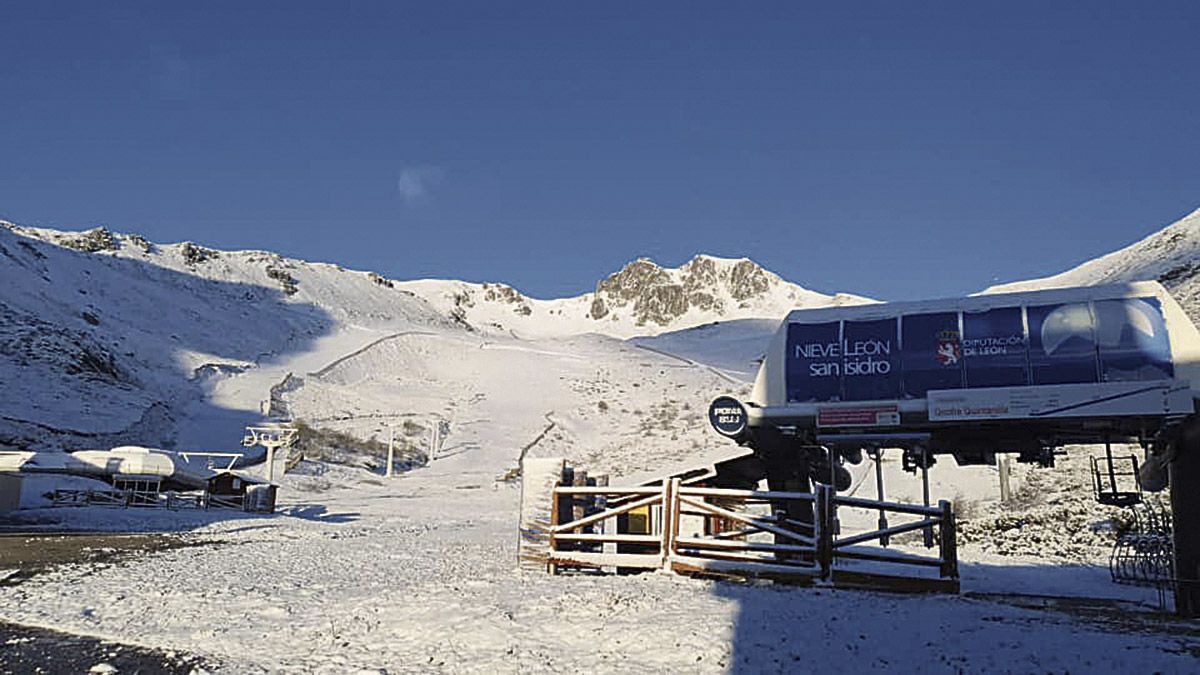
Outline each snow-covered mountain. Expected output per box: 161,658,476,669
398,255,868,339
0,221,452,452
0,221,854,455
12,205,1200,458
986,207,1200,321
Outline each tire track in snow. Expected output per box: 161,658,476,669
308,331,436,379
258,331,438,426
632,343,741,385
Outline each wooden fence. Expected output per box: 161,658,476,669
523,475,958,592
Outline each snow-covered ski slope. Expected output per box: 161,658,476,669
284,329,753,480
0,223,455,453
629,318,779,381
0,218,816,470
986,207,1200,319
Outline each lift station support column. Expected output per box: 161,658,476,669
1172,440,1200,616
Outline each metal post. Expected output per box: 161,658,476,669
265,442,276,484
1171,434,1200,616
386,425,395,478
998,453,1011,503
1104,436,1118,498
828,448,840,536
815,483,834,580
873,449,889,546
921,456,933,548
572,470,589,528
939,499,958,580
594,474,616,574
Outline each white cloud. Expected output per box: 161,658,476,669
397,167,445,204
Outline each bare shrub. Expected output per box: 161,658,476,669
292,420,427,474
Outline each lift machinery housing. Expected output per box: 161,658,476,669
707,281,1200,615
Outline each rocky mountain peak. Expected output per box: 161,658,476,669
400,252,854,339
588,254,790,327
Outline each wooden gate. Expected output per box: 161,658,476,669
522,472,958,592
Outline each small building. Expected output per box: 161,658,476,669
206,471,276,512
206,471,248,496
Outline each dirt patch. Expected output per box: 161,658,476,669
0,533,209,587
0,620,216,674
0,533,222,672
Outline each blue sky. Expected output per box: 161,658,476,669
1,2,1198,300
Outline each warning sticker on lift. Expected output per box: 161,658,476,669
817,405,901,428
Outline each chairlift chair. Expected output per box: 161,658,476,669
1091,440,1143,507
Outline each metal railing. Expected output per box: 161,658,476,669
49,488,241,511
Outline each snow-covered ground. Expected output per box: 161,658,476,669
3,217,1200,672
1,454,1194,674
1,327,1192,672
629,318,779,380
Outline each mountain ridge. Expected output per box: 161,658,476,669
397,253,871,338
1,221,868,339
985,207,1200,321
3,205,1199,456
0,219,862,449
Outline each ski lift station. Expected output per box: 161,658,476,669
722,280,1200,614
0,425,297,513
522,281,1200,617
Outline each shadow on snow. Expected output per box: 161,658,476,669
714,559,1197,673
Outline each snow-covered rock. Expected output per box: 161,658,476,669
985,207,1200,321
398,255,870,339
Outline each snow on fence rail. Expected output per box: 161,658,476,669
520,463,958,592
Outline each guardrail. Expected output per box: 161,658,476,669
49,489,240,511
532,477,957,590
50,489,131,508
